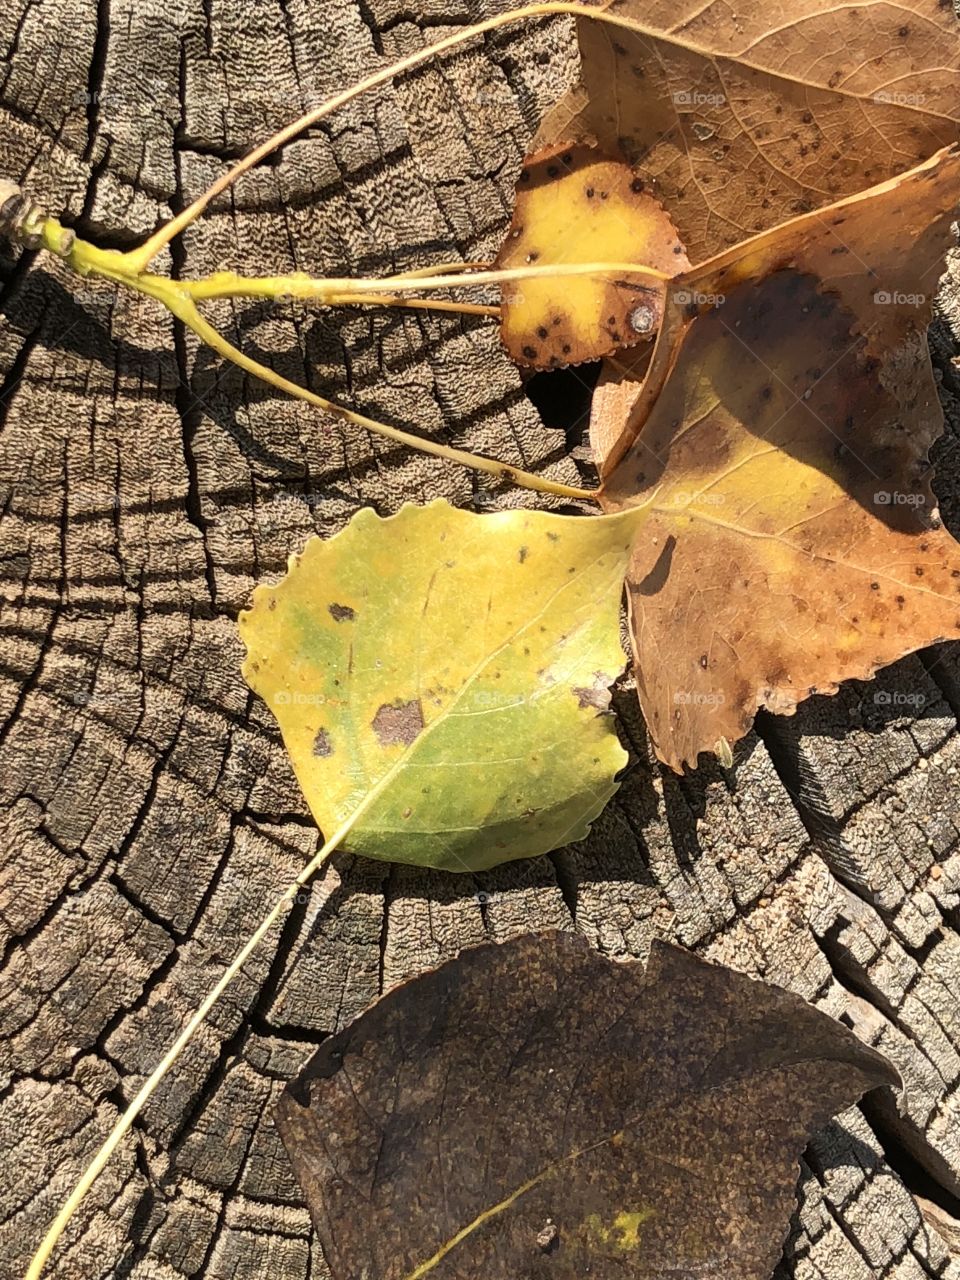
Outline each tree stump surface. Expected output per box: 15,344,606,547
1,2,960,1277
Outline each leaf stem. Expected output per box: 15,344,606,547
36,217,595,501
327,292,501,318
386,259,492,279
2,0,672,505
162,286,593,499
172,261,668,303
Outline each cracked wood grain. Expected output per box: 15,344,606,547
1,1,960,1278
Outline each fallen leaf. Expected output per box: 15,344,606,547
240,500,641,871
275,931,898,1280
495,143,689,368
597,145,960,771
535,0,960,262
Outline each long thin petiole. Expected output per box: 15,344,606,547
23,822,352,1280
179,260,669,303
332,292,500,317
146,278,595,500
29,217,597,500
387,259,491,279
28,229,654,501
325,261,671,293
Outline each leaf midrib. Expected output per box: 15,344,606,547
396,1047,885,1280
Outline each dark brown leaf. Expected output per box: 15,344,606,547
276,932,898,1280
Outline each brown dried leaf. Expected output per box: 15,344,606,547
598,145,960,771
536,0,960,262
276,932,897,1280
495,143,689,368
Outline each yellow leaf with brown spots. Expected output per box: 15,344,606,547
535,0,960,263
495,143,689,369
240,500,642,871
598,145,960,771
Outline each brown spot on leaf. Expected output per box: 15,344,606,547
328,603,355,622
313,728,333,757
372,698,424,748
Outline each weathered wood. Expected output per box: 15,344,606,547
0,2,959,1278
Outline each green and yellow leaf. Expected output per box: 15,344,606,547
240,499,642,871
